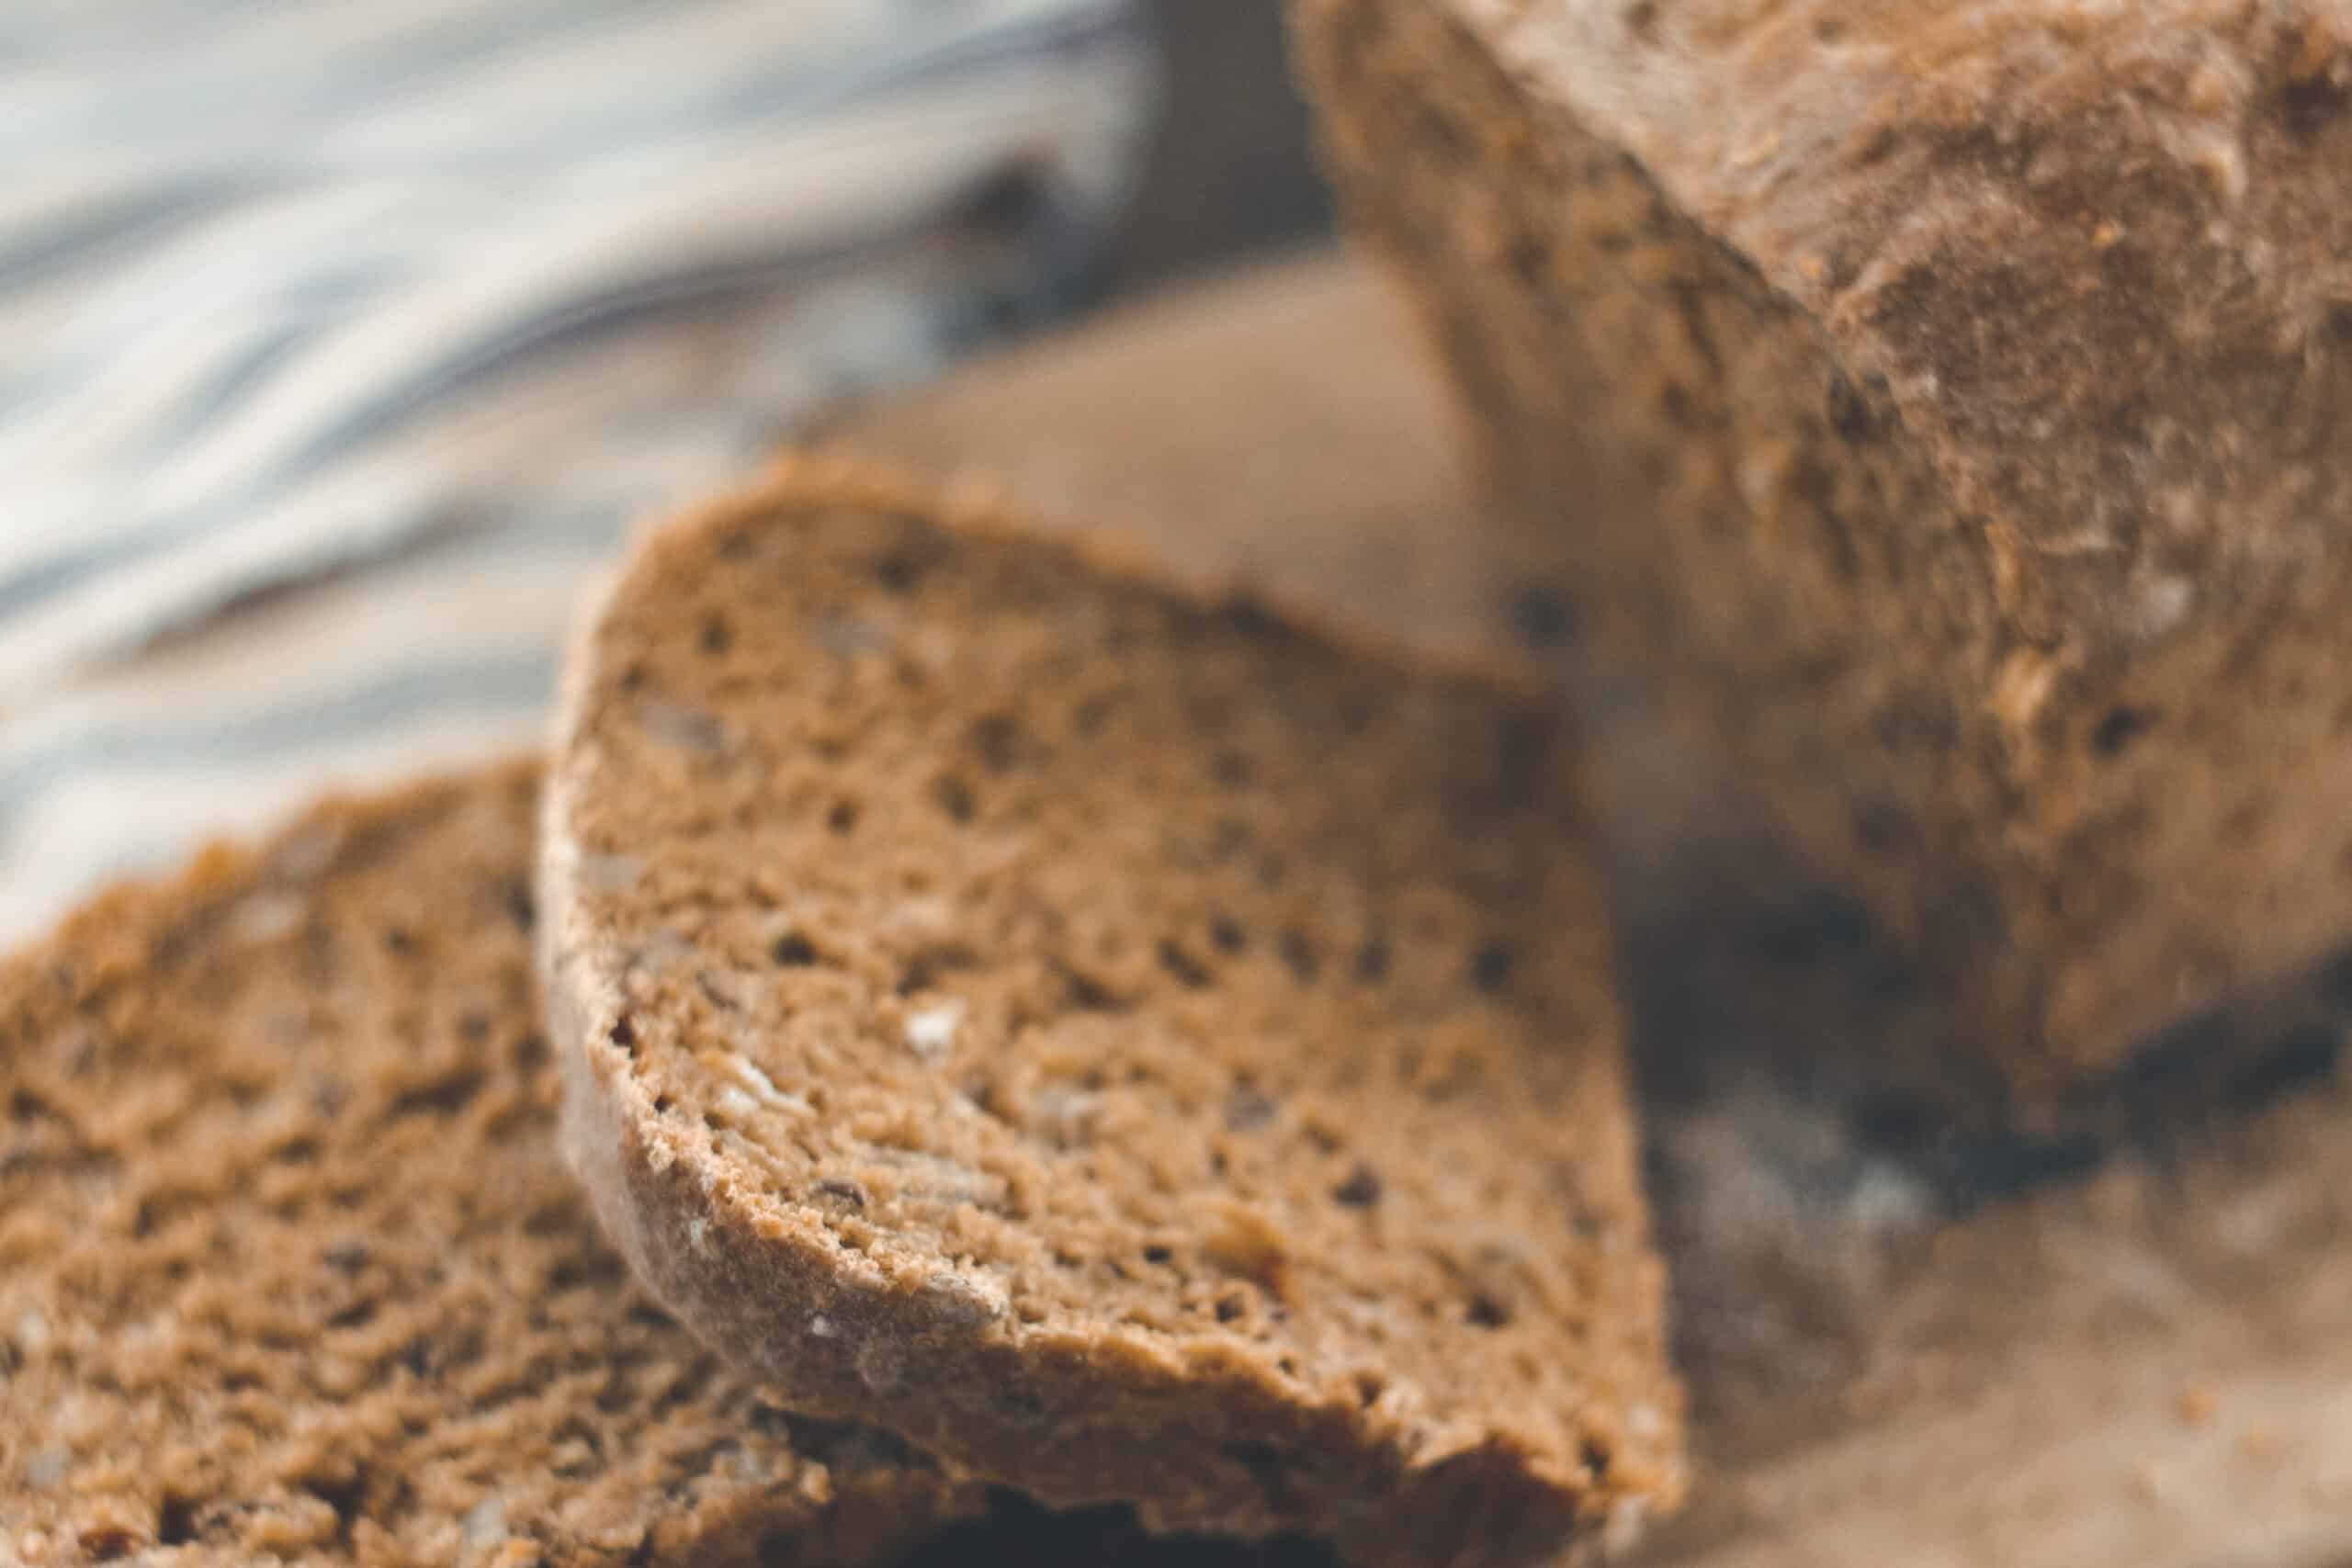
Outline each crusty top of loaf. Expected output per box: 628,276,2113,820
0,763,978,1567
1464,0,2352,659
541,457,1683,1566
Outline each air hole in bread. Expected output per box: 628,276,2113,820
2090,705,2160,757
1156,939,1213,990
383,1069,484,1122
1332,1166,1383,1208
2278,72,2350,141
1508,581,1577,649
932,774,978,823
1279,930,1318,983
899,943,978,996
969,713,1023,773
155,1494,198,1547
1063,968,1126,1012
873,550,925,593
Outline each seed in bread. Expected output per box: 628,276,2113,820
540,460,1686,1568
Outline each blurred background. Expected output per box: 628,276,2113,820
0,0,1334,942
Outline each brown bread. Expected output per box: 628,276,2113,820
1295,0,2352,1106
0,763,982,1566
540,458,1686,1568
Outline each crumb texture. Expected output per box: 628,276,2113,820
542,464,1684,1568
1297,0,2352,1098
0,764,976,1567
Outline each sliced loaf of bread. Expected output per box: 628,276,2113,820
540,459,1685,1567
0,763,981,1567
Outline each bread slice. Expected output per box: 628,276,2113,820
1295,0,2352,1104
540,459,1685,1567
0,762,983,1566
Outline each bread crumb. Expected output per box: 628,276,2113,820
2177,1384,2217,1427
809,1314,837,1339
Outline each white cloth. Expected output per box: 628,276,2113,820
0,0,1150,944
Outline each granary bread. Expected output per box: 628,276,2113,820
0,763,981,1567
539,459,1686,1568
1295,0,2352,1105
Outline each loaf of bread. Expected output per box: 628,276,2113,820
0,764,983,1566
540,458,1685,1567
1295,0,2352,1104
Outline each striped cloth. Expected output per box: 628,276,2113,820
0,0,1150,945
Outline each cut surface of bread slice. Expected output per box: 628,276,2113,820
0,763,983,1567
541,460,1685,1568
